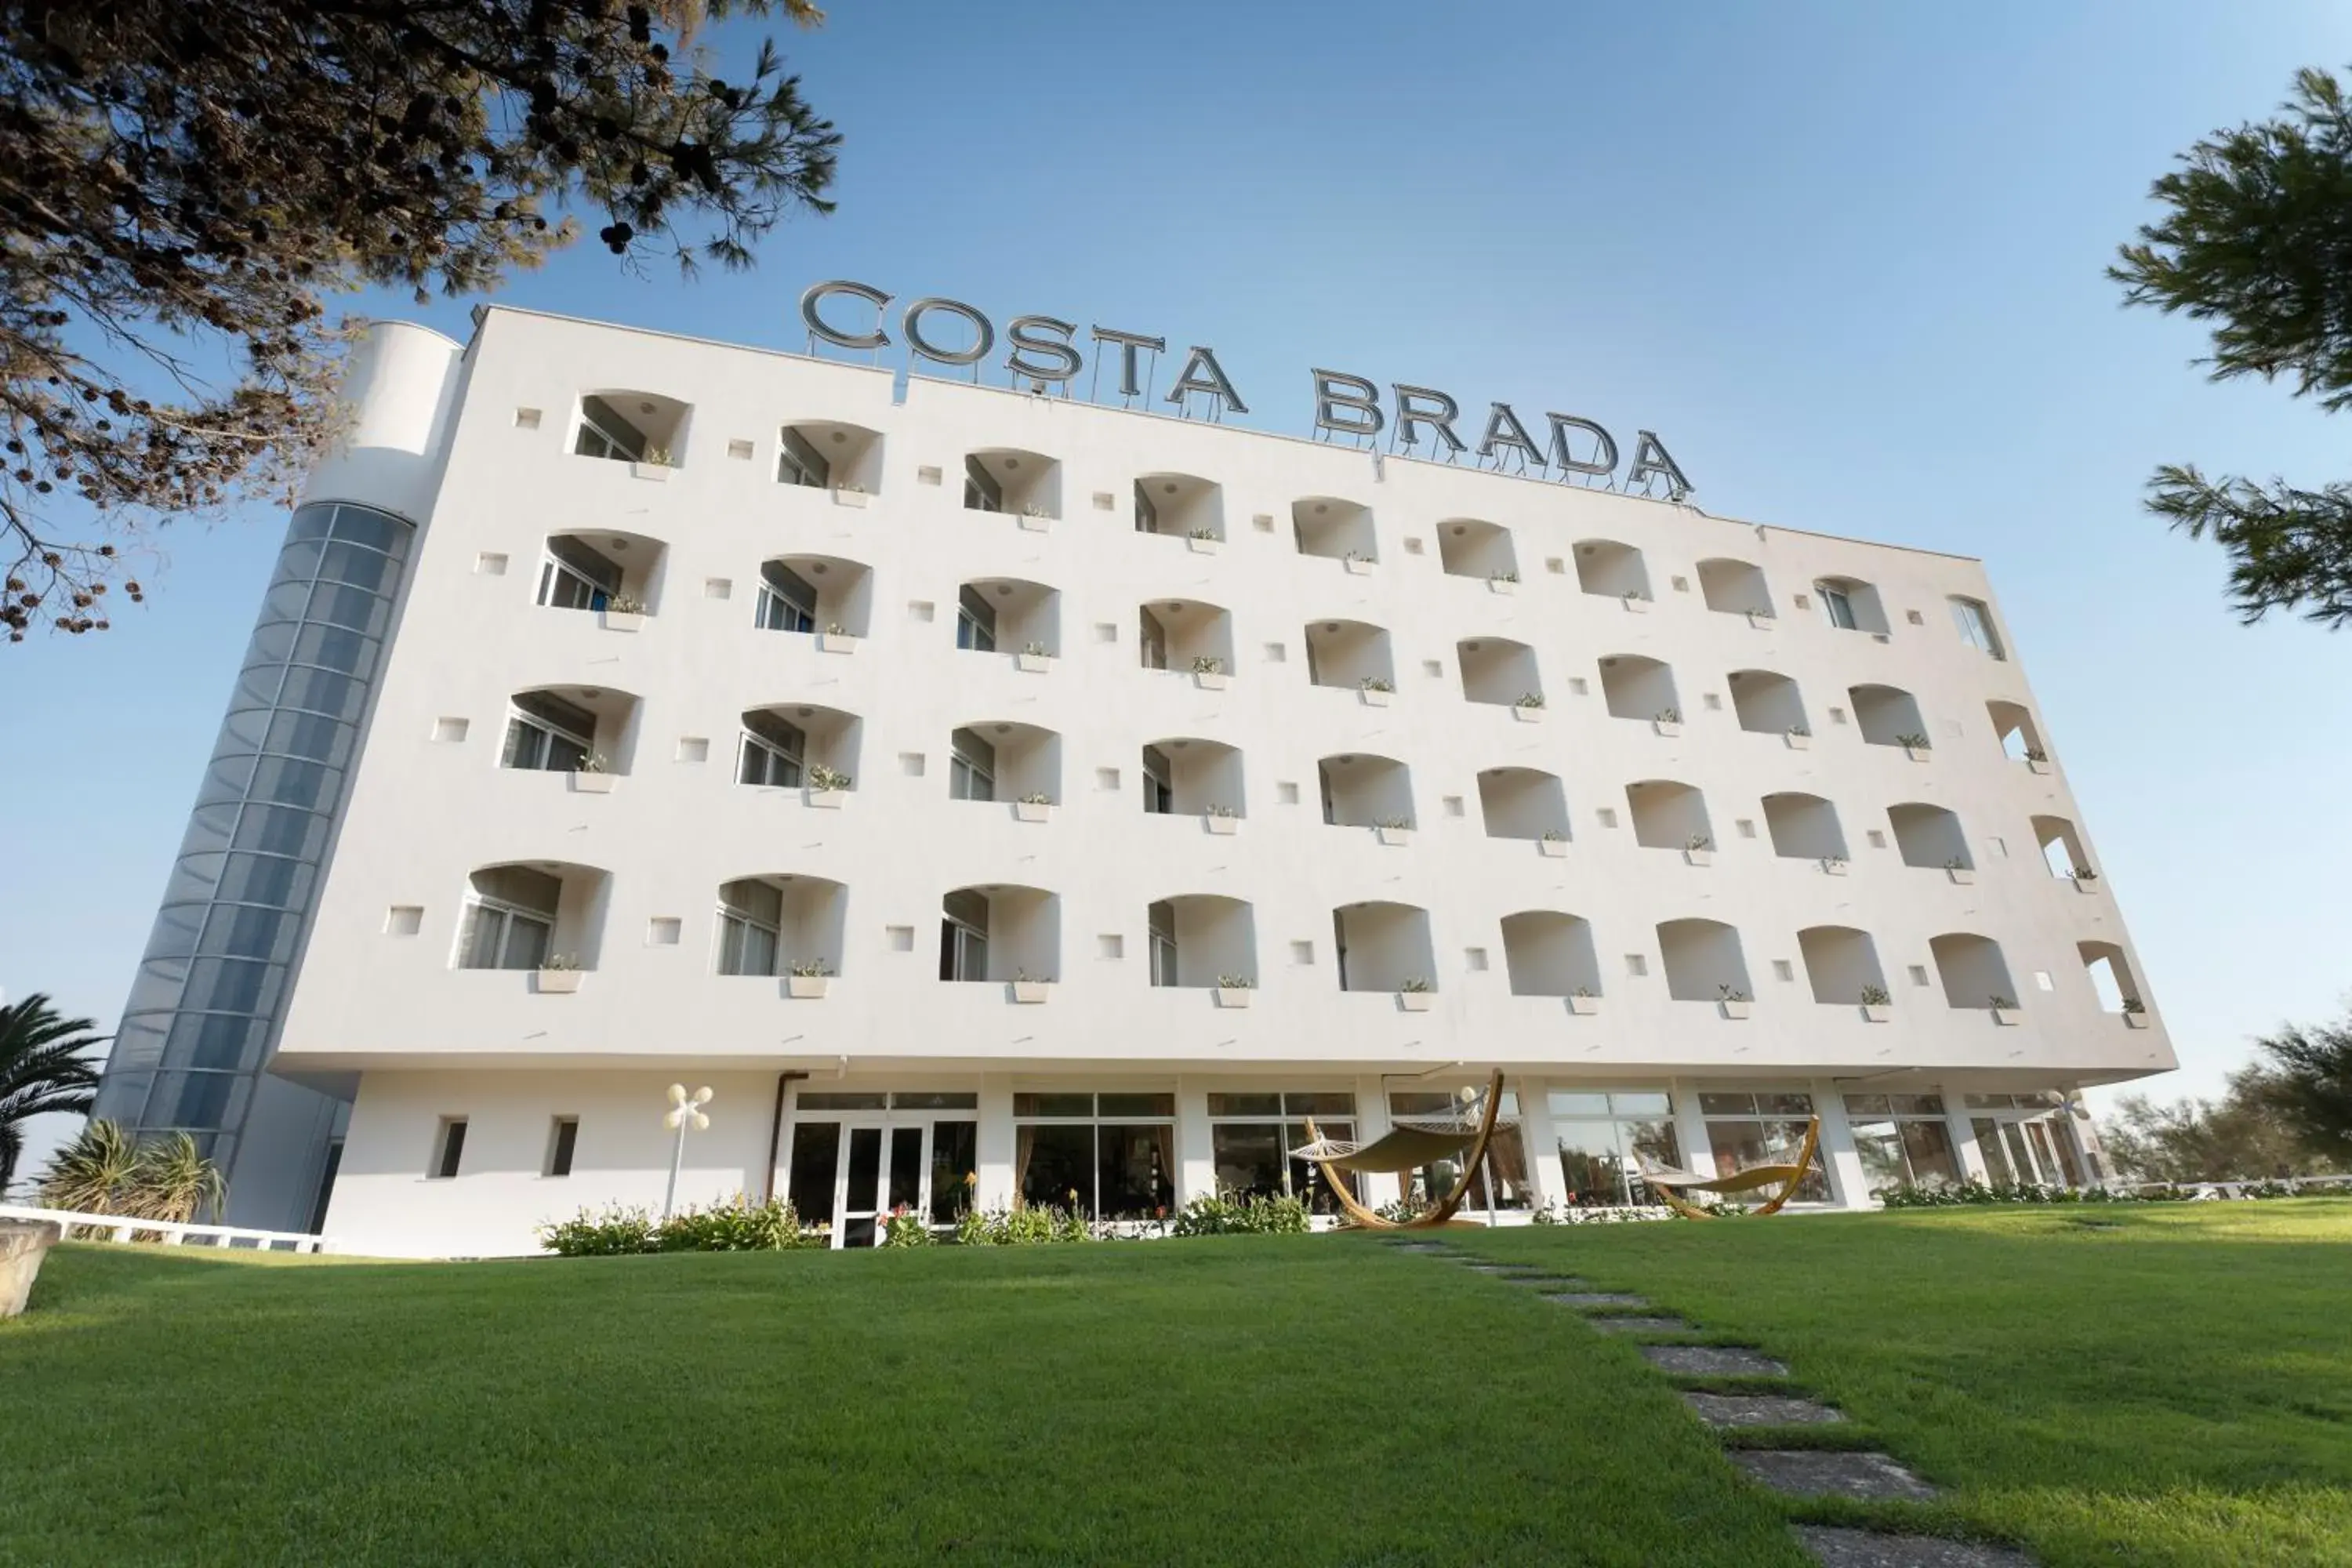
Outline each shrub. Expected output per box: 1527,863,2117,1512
539,1204,660,1256
539,1194,826,1256
879,1206,935,1247
1170,1192,1311,1236
953,1203,1094,1244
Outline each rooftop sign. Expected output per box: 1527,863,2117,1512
797,279,1693,500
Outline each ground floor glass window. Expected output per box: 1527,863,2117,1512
1013,1093,1176,1220
1548,1091,1680,1207
1842,1094,1961,1192
1206,1091,1359,1214
1699,1091,1833,1203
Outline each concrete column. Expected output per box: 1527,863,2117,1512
1810,1080,1869,1210
1352,1073,1401,1208
1944,1087,1991,1182
977,1073,1015,1209
1670,1078,1715,1178
1515,1075,1559,1209
1174,1077,1216,1204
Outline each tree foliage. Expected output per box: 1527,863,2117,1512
2099,1063,2332,1184
0,0,838,641
36,1118,230,1223
2114,65,2352,628
2249,1009,2352,1166
0,992,103,1195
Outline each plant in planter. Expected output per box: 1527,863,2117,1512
1684,832,1714,866
1341,550,1374,572
1017,640,1053,672
1023,641,1050,657
1205,803,1240,835
1896,731,1931,755
1011,969,1053,1003
832,480,868,508
1014,791,1054,822
1538,828,1568,857
1568,984,1599,1014
1989,994,2020,1025
2121,996,2150,1026
1717,983,1752,1018
1397,976,1433,1011
1359,675,1393,691
1945,855,1974,884
786,959,835,999
1513,691,1546,719
1621,589,1651,611
640,445,674,468
536,953,583,993
1215,974,1255,1007
1192,654,1227,688
1785,723,1811,749
1490,568,1520,584
1374,815,1412,846
1822,854,1849,875
1859,983,1892,1021
569,752,616,792
601,593,646,629
2073,866,2100,884
2023,746,2049,764
806,764,852,791
1654,706,1682,733
1187,526,1221,552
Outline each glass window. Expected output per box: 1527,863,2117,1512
1547,1090,1682,1207
1148,900,1178,987
738,710,806,788
1013,1094,1176,1220
949,728,996,802
939,890,989,981
797,1091,889,1112
431,1117,468,1178
1134,482,1161,535
1950,597,2004,659
757,562,818,633
538,537,622,611
963,455,1004,512
1704,1118,1831,1203
956,586,998,652
778,426,831,488
1138,609,1168,670
547,1117,579,1178
928,1120,978,1222
1816,583,1857,630
459,866,561,971
717,880,784,976
1142,746,1174,815
575,395,648,461
503,691,597,772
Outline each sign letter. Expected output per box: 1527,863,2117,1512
800,280,892,351
1312,369,1385,438
1163,347,1249,416
902,297,996,368
1007,316,1083,386
1091,328,1167,397
1546,414,1618,478
1627,430,1693,499
1392,384,1466,456
1477,402,1544,467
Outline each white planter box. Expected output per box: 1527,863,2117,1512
1359,688,1392,707
1014,801,1054,823
1016,653,1052,673
1376,826,1412,847
1567,995,1599,1016
1537,838,1568,858
1653,720,1682,737
1719,1000,1752,1020
600,610,643,633
1215,987,1253,1009
1905,746,1933,763
1821,858,1849,877
1188,536,1221,555
1489,578,1517,595
1017,514,1051,532
629,461,671,482
1396,992,1432,1012
2074,878,2102,895
1205,815,1239,836
1195,671,1229,691
1991,1007,2020,1027
804,788,844,810
1684,848,1714,868
1512,706,1544,723
1861,1004,1891,1022
1947,867,1975,885
786,976,830,1000
1344,557,1374,575
534,970,583,995
1747,611,1777,630
832,487,868,509
1011,981,1051,1004
2026,758,2053,775
1785,732,1811,750
1622,596,1650,614
568,771,615,794
817,631,858,654
2123,1011,2150,1029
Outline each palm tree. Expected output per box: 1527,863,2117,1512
0,993,106,1197
134,1132,228,1223
37,1118,140,1214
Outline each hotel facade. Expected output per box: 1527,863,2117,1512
90,308,2175,1256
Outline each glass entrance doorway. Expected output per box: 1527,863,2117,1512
784,1091,980,1247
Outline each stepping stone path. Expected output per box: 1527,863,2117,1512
1541,1290,1651,1308
1584,1315,1692,1335
1640,1344,1788,1377
1794,1527,2035,1568
1731,1449,1939,1503
1682,1392,1844,1428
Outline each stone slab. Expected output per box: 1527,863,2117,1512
1795,1526,2034,1567
1682,1392,1845,1428
1507,1276,1589,1290
1585,1316,1693,1335
1732,1450,1939,1502
1,1218,63,1319
1640,1344,1788,1376
1543,1291,1650,1308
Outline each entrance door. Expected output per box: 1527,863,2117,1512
787,1119,931,1247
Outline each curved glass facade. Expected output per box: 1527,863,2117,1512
93,503,414,1190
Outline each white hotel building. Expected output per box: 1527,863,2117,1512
91,308,2175,1256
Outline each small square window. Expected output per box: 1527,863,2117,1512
1702,693,1722,711
1907,965,1930,987
1290,940,1315,964
1624,954,1649,978
1987,837,2008,858
1421,659,1443,678
475,552,509,576
432,717,469,743
1596,808,1619,829
1442,796,1465,818
546,1117,579,1178
1096,767,1120,791
1403,537,1425,555
1253,514,1275,533
1465,947,1489,971
430,1117,467,1180
677,737,710,764
1094,622,1119,644
1098,935,1124,960
1866,829,1887,849
703,577,731,600
1545,557,1566,575
1828,706,1849,725
1772,960,1795,982
1944,719,1965,739
917,465,943,486
901,753,927,777
1671,575,1690,593
887,926,916,953
1794,592,1812,611
727,439,754,461
1092,492,1115,511
648,917,682,946
385,906,423,936
1277,782,1301,805
1905,608,1926,626
1264,643,1287,662
1567,677,1588,696
514,408,543,430
2034,970,2056,992
1735,818,1756,839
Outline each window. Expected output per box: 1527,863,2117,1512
1697,1091,1831,1203
537,536,621,611
458,866,559,970
1950,597,2004,659
430,1117,467,1178
777,426,830,488
573,395,646,461
1138,608,1168,670
738,711,805,788
1548,1091,1680,1207
949,728,995,802
501,691,595,772
939,889,989,980
1387,1088,1531,1211
757,562,818,633
717,880,783,976
963,455,1004,513
1816,582,1857,630
1133,481,1160,535
1207,1091,1360,1213
1842,1094,1960,1193
1142,746,1174,815
956,586,998,652
546,1116,579,1178
1147,900,1178,986
1013,1092,1177,1219
1964,1094,2082,1187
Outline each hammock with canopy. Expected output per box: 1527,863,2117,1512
1291,1070,1507,1229
1632,1118,1822,1218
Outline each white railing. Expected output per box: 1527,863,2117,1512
2098,1173,2352,1201
0,1203,334,1254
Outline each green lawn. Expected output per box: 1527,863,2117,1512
4,1204,2348,1566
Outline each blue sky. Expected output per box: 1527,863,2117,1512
8,2,2350,1171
